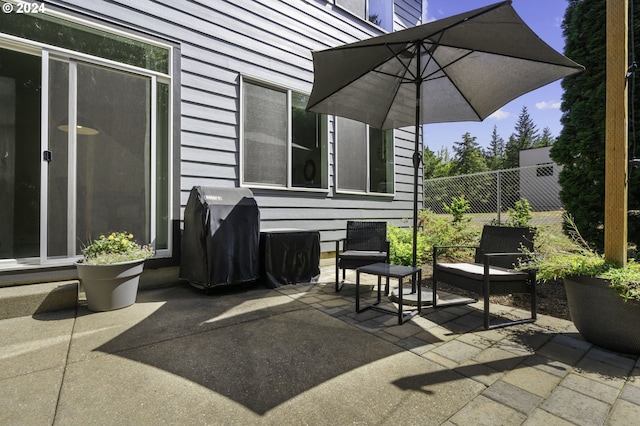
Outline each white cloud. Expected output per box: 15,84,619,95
536,100,561,110
489,109,510,120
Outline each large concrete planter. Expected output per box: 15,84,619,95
76,259,145,312
564,275,640,354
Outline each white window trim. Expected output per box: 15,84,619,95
240,75,329,193
334,119,396,197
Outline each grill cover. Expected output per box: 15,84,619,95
180,186,260,289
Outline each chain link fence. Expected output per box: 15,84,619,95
423,165,565,235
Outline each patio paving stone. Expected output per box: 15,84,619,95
574,356,632,390
620,382,640,404
482,379,543,414
536,340,590,366
447,395,527,426
521,408,575,425
431,339,484,365
502,364,563,398
541,386,611,426
560,372,621,404
455,359,504,386
608,399,640,425
523,354,573,378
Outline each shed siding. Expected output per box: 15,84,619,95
48,0,423,253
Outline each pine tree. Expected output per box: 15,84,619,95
535,127,556,147
451,132,488,175
423,147,437,179
423,147,454,178
504,106,539,168
485,125,505,170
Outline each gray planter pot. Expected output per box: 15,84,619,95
76,259,145,312
564,275,640,354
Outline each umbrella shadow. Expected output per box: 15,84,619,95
93,283,405,415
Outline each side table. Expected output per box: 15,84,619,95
355,262,422,325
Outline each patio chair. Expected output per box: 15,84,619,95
335,221,389,292
432,225,537,330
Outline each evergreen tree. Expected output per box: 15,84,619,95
485,125,505,170
553,0,640,250
451,132,488,175
432,147,454,178
504,106,539,167
423,146,438,179
423,147,454,178
503,134,519,168
535,127,556,147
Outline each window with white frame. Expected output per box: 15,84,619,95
0,2,171,264
336,117,394,194
242,78,328,190
335,0,393,31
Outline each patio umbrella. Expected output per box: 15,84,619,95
306,0,583,268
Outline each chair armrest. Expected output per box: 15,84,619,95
433,245,479,263
481,252,537,276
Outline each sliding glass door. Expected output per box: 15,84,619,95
46,58,152,260
0,48,41,261
0,44,168,265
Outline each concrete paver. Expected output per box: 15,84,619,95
1,264,639,425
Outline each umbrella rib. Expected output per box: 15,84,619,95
430,42,585,70
370,41,424,127
424,47,485,120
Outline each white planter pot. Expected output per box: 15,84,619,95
76,259,145,312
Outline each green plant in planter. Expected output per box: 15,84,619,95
81,231,154,265
525,215,640,302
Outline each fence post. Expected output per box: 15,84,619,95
496,170,501,224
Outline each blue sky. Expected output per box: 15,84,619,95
422,0,570,153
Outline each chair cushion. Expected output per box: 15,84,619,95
435,262,529,282
339,250,387,260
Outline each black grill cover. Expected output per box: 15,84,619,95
180,186,260,289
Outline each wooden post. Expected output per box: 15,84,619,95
605,0,628,266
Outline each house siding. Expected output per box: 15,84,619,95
46,0,424,254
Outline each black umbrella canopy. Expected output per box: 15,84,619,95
307,0,583,268
307,0,584,130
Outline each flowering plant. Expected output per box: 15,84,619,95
81,231,154,265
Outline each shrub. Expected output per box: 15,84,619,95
419,210,479,261
389,211,481,267
443,195,471,224
388,225,429,266
506,198,533,227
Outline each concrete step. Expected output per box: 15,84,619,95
0,281,78,320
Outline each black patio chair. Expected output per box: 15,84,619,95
335,221,389,292
432,225,537,330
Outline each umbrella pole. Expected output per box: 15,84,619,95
412,43,422,270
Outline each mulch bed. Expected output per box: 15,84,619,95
421,263,571,321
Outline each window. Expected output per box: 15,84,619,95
0,5,172,265
242,78,328,190
536,163,554,177
335,0,393,31
336,118,394,194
